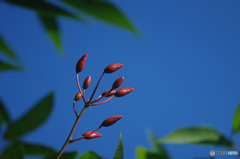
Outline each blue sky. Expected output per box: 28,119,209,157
0,0,240,159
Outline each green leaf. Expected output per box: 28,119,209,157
136,147,162,159
0,34,18,61
1,143,24,159
159,126,233,148
0,98,11,126
148,132,170,159
233,103,240,133
22,142,56,156
0,61,23,71
39,15,62,53
44,151,78,159
3,92,54,140
113,133,124,159
78,151,103,159
61,0,138,33
4,0,83,20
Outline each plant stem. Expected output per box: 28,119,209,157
56,106,87,159
89,72,104,102
76,73,87,103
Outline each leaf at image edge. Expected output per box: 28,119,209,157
136,147,163,159
158,126,233,148
0,98,11,125
0,61,23,71
113,133,124,159
39,15,62,54
44,151,78,159
0,143,24,159
78,151,103,159
233,103,240,133
0,34,19,61
23,142,56,156
148,131,170,159
61,0,139,34
3,92,54,140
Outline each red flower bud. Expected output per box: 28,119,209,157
104,63,123,73
74,92,82,101
115,88,134,97
112,77,124,89
76,53,88,73
102,90,116,97
83,76,91,90
101,116,123,127
82,131,102,139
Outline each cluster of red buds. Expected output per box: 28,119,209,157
71,53,134,142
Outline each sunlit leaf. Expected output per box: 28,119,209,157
3,0,83,20
1,143,24,159
0,61,23,71
113,133,124,159
0,98,11,126
158,126,233,148
233,103,240,133
148,132,170,159
61,0,138,33
3,92,54,140
0,34,18,61
44,151,78,159
78,151,103,159
39,15,62,53
136,147,162,159
23,142,56,156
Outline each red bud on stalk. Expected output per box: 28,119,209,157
101,90,116,97
76,53,88,73
104,63,123,73
112,77,124,89
83,76,91,89
101,116,123,127
82,131,102,139
74,92,82,101
115,88,134,97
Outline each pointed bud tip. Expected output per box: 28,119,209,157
76,53,88,73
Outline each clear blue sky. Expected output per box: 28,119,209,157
0,0,240,159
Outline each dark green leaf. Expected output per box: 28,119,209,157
39,15,62,53
233,103,240,133
0,98,11,126
4,0,83,20
113,133,124,159
0,61,23,71
1,143,24,159
0,34,18,61
78,151,103,159
3,92,54,140
61,0,138,33
159,126,233,148
136,147,162,159
23,142,56,156
44,151,77,159
148,132,170,159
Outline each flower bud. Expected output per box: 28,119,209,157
115,88,134,97
74,92,82,101
83,76,91,90
101,90,116,97
76,53,88,73
104,63,123,73
101,116,123,127
112,77,124,89
82,131,102,139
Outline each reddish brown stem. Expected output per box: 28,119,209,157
56,106,87,159
92,89,113,103
73,101,78,116
89,72,104,102
76,74,87,103
91,96,114,106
